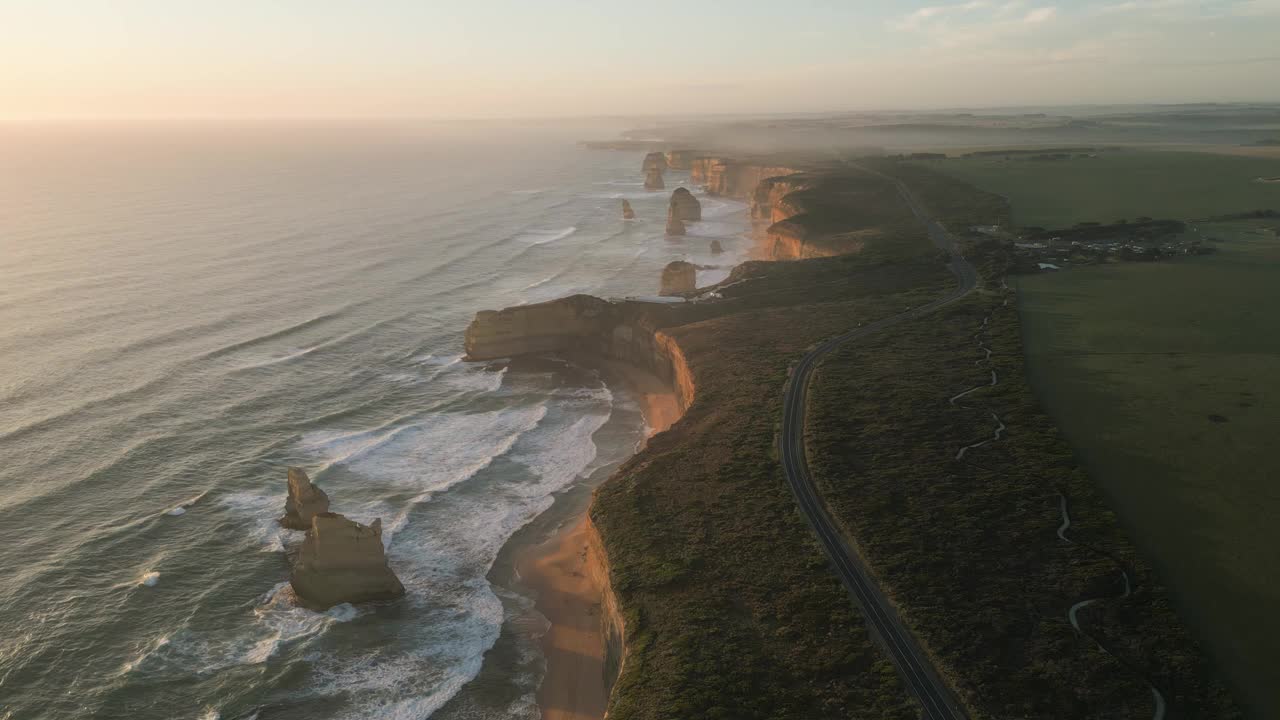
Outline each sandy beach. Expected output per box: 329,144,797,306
519,363,680,720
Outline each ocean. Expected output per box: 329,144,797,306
0,122,750,720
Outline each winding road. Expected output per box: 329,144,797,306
779,170,975,720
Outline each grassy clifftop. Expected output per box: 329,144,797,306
592,165,949,719
587,156,1240,719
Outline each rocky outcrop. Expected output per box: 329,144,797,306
751,174,814,221
664,150,699,170
622,199,635,220
644,167,665,191
641,151,668,173
585,516,627,695
710,239,724,255
660,261,697,296
765,220,867,260
289,512,405,609
279,467,330,530
465,296,695,412
665,214,686,236
691,157,802,199
465,294,616,361
668,187,701,222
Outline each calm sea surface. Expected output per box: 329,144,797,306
0,122,749,720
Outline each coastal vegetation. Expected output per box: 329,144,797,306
473,149,1246,718
915,142,1279,715
592,171,951,720
805,285,1239,718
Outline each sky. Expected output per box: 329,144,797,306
2,0,1279,121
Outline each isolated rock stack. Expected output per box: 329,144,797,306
643,151,667,190
660,260,697,296
710,239,724,255
277,467,405,609
290,513,405,609
279,467,330,530
622,199,635,219
668,187,701,222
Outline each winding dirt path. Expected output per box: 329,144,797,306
948,286,1167,720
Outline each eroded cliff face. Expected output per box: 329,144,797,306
464,294,615,361
464,296,695,415
751,175,814,221
766,222,870,260
664,149,699,170
585,516,627,700
690,157,801,199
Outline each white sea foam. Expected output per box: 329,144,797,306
298,403,546,498
119,634,172,675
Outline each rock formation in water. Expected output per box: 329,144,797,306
289,512,405,609
668,187,701,222
665,214,686,236
641,151,668,173
660,261,697,296
279,467,330,530
622,199,635,219
710,239,724,255
644,167,665,191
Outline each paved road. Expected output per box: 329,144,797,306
779,169,977,720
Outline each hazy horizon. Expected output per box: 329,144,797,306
4,1,1279,122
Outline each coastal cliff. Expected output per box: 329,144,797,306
586,516,627,697
751,174,815,221
462,151,866,719
689,157,801,199
464,296,695,414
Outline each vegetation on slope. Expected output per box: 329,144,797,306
592,168,950,720
590,156,1241,719
806,284,1240,718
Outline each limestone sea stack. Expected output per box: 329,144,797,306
622,199,635,219
641,151,668,173
644,167,665,191
668,187,701,222
289,512,405,609
665,214,686,236
710,239,724,255
279,467,330,530
660,261,697,296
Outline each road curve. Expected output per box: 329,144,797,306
779,170,976,720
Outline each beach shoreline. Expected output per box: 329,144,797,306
517,362,680,720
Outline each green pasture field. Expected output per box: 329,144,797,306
919,151,1280,228
1015,221,1280,717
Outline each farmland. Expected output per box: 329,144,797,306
1015,220,1280,716
921,150,1280,228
